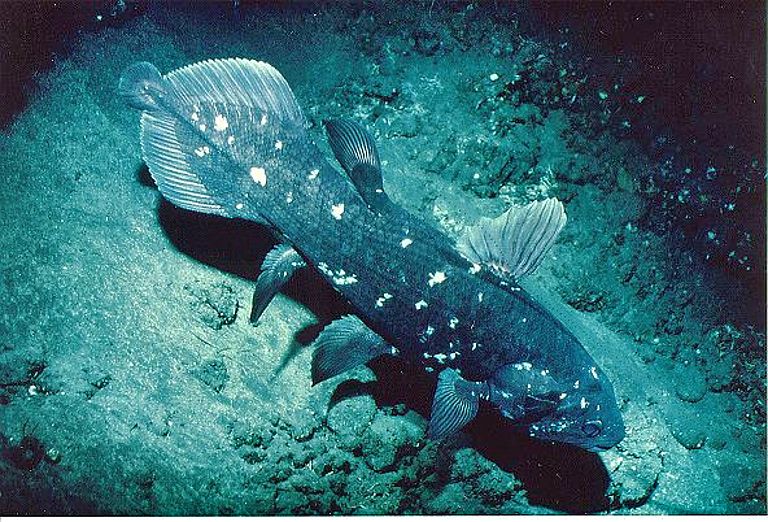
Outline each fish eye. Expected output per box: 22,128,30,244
582,420,602,437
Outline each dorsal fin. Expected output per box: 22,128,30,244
323,119,391,213
456,198,566,280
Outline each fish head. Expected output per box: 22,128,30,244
487,363,625,451
525,367,625,451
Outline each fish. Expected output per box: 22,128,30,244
118,58,625,451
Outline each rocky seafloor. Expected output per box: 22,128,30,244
0,1,765,515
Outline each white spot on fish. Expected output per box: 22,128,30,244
331,203,345,220
285,191,294,203
422,352,430,359
425,325,435,336
433,353,448,364
425,367,434,373
449,351,459,360
448,317,459,329
522,317,528,323
471,342,478,351
514,362,533,371
333,274,358,285
477,292,484,303
213,114,228,132
574,380,580,389
540,369,549,376
227,135,235,145
317,262,357,285
308,168,320,180
580,397,589,409
400,238,413,248
194,146,210,157
469,263,481,274
275,140,284,151
427,271,447,287
191,112,199,122
590,366,599,379
250,166,267,187
260,113,268,126
198,123,207,132
415,300,428,310
559,392,568,400
375,292,393,308
235,203,244,210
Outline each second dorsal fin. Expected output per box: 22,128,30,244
323,119,391,213
457,198,567,280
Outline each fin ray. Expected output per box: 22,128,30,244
250,244,306,324
323,119,391,212
428,368,484,439
312,315,394,385
457,198,566,280
140,111,228,215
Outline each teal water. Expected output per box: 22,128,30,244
0,1,764,515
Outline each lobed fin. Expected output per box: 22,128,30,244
311,315,395,385
250,243,306,324
164,58,306,127
139,110,229,216
428,368,485,439
323,118,391,213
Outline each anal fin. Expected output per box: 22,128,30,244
250,243,306,324
311,315,396,385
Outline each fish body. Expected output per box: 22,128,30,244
119,59,624,451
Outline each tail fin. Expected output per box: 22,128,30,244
118,62,166,111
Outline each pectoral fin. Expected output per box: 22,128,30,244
428,368,487,439
311,315,396,385
457,198,566,280
250,243,306,324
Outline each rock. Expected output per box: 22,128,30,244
326,394,376,437
274,489,307,514
719,461,766,504
706,355,735,392
363,413,423,472
389,112,421,138
427,482,475,514
450,447,488,481
346,469,403,514
673,365,707,403
184,280,238,330
192,358,228,393
666,405,707,450
412,28,442,56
